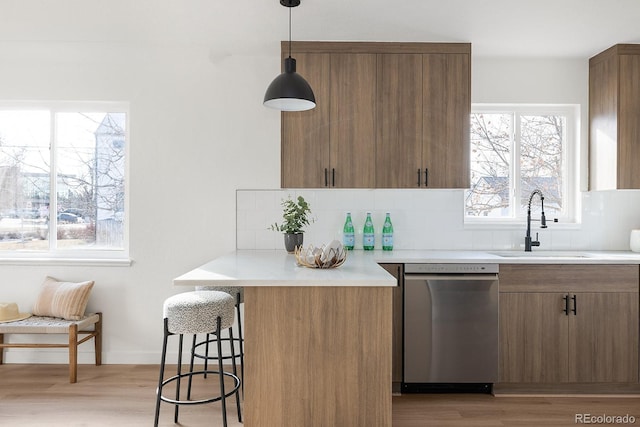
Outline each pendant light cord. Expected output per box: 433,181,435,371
288,6,292,58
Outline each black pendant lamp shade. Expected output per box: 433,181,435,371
263,0,316,111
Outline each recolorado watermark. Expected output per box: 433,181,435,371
575,414,636,424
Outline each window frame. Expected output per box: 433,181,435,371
0,100,130,264
464,103,580,227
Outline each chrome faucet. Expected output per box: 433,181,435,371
525,189,547,252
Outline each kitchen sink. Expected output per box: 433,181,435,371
490,251,596,258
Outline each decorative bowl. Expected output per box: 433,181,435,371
294,241,347,269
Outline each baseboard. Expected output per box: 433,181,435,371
494,383,640,396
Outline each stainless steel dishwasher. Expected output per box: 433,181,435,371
403,263,499,393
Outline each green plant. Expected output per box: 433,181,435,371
270,196,313,234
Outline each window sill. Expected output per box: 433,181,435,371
0,257,133,267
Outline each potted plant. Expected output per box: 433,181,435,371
270,196,313,253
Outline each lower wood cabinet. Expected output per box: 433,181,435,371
379,263,403,392
499,264,639,384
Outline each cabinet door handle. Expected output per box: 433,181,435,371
417,169,421,187
324,168,328,187
332,168,335,187
424,168,429,187
571,295,577,315
563,294,569,315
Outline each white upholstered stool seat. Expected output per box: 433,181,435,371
163,291,235,334
154,291,241,427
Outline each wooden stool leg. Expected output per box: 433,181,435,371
95,313,103,366
69,324,78,383
0,333,4,365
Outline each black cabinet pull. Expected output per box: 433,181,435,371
324,168,328,187
424,168,429,187
563,294,569,315
332,168,335,187
571,295,577,315
417,169,421,187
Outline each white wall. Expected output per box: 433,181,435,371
1,13,637,364
0,42,282,363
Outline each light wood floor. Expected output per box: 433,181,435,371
1,364,639,426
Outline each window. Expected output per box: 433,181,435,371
465,104,578,223
0,102,128,259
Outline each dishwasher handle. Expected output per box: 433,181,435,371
405,274,499,281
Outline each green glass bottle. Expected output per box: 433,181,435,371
363,212,375,251
343,212,355,250
382,212,394,251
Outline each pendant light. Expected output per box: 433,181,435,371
263,0,316,111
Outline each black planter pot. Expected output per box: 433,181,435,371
284,233,304,253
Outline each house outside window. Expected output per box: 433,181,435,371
465,104,578,224
0,102,128,260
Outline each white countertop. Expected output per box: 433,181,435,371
173,249,640,288
373,249,640,264
173,250,398,287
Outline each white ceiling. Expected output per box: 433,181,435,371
294,0,640,58
1,0,639,58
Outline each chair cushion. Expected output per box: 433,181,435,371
0,313,100,334
32,277,94,321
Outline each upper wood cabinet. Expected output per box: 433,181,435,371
375,54,423,188
281,42,471,189
589,44,640,190
422,53,470,188
499,264,639,384
329,54,377,188
281,50,376,188
281,53,331,188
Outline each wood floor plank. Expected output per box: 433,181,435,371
1,364,639,426
392,394,640,426
0,364,243,427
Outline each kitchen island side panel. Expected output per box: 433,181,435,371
244,286,393,427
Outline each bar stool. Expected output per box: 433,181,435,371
154,291,241,427
192,286,244,389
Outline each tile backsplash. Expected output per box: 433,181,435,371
236,189,640,251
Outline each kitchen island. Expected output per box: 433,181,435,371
173,250,397,427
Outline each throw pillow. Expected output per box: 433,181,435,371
33,276,95,320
